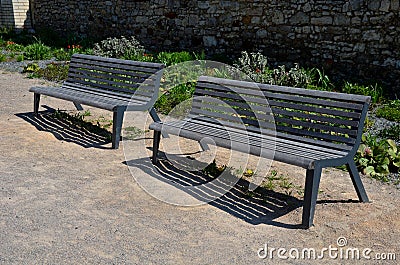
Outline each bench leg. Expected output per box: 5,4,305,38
302,166,322,228
149,107,170,139
347,160,369,202
34,93,41,116
73,102,84,111
152,130,161,164
112,108,125,149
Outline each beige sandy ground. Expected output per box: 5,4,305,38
0,70,399,264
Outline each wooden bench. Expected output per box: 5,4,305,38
149,76,370,228
29,54,164,149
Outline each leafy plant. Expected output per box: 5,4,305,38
156,51,194,66
23,62,40,73
375,100,400,122
233,51,269,82
24,39,52,60
52,110,112,141
233,51,332,89
93,36,145,59
5,41,24,52
308,68,334,91
356,134,400,180
378,124,400,142
270,63,315,88
0,53,6,62
242,168,255,178
202,159,226,177
363,116,375,132
53,48,71,61
36,63,69,82
263,179,275,190
24,62,69,82
342,81,383,104
16,54,24,62
155,82,196,114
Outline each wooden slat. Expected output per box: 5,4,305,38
72,54,164,70
67,72,156,98
273,130,353,151
69,61,154,80
268,99,361,119
197,81,364,111
274,116,357,137
190,108,275,130
68,66,152,84
272,108,359,127
191,100,274,123
192,96,272,116
194,88,269,107
64,78,155,99
197,81,264,98
70,57,162,74
152,120,347,162
197,76,371,103
68,72,141,90
276,124,355,144
182,116,353,152
30,86,136,110
62,83,152,103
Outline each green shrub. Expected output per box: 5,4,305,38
233,51,269,82
0,53,6,62
23,62,69,82
375,100,400,122
5,41,24,52
307,68,334,91
16,54,24,62
36,63,69,82
53,48,71,61
24,39,52,60
233,51,334,89
93,36,145,59
155,82,196,114
156,51,194,66
23,62,40,73
270,64,316,88
355,134,400,181
342,81,383,104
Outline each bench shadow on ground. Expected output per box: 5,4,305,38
126,146,363,229
125,150,305,229
16,106,112,149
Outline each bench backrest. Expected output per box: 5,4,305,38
66,54,164,103
191,76,370,153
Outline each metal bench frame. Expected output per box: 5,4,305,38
29,54,164,149
150,76,370,228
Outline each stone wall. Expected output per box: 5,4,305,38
33,0,400,94
0,0,31,30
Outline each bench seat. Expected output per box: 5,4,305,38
149,118,350,169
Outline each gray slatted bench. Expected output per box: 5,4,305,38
29,54,164,149
149,76,370,228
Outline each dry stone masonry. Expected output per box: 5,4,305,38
25,1,400,93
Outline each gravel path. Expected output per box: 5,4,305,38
0,70,399,264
